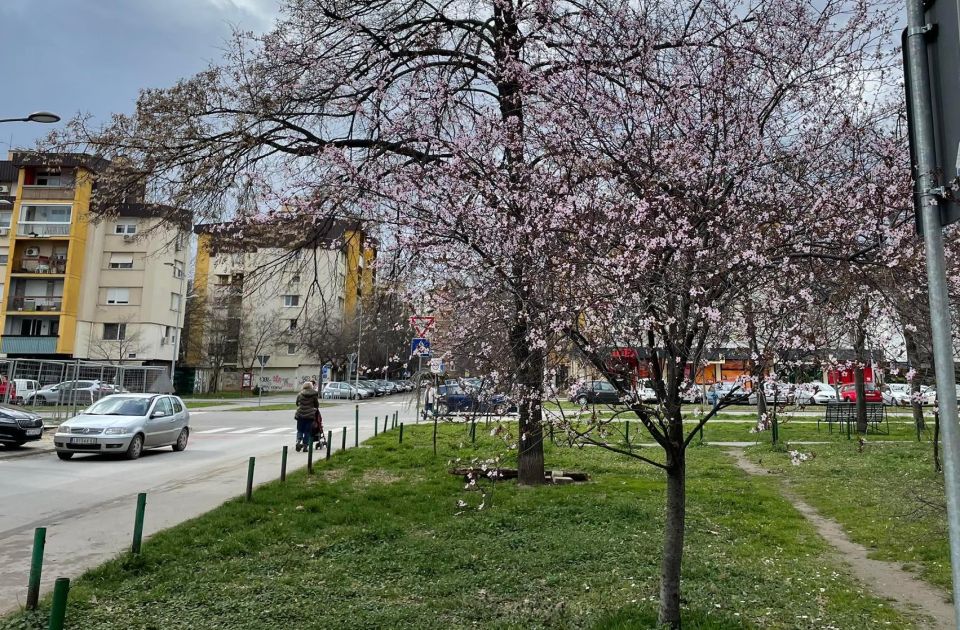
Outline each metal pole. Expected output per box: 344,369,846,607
307,437,314,474
905,5,960,622
341,426,346,451
258,362,264,406
280,445,288,482
355,301,362,391
170,260,186,386
245,457,255,501
131,493,147,553
326,430,332,460
355,405,359,447
47,577,69,630
399,423,404,443
26,527,46,610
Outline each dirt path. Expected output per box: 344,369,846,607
728,448,954,630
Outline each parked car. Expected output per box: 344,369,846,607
0,377,16,403
10,379,40,405
375,379,399,394
881,383,913,406
322,381,362,400
54,394,189,460
748,383,795,406
636,379,658,403
837,383,883,403
0,405,44,447
705,382,748,406
25,380,114,406
436,384,513,415
568,380,621,405
794,382,837,405
392,380,412,392
921,384,960,406
358,380,387,396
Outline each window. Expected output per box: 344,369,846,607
0,211,10,229
216,274,230,285
114,223,137,235
153,397,173,417
172,398,184,413
106,288,130,305
103,323,127,341
291,274,301,283
108,253,134,269
35,172,63,187
170,293,181,311
0,247,7,265
165,325,175,342
289,319,298,331
282,294,299,307
287,343,297,355
172,261,184,278
22,205,71,223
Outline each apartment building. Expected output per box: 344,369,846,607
0,152,189,368
189,218,375,391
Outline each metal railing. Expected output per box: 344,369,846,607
12,259,67,274
17,223,71,237
8,296,63,312
19,186,75,201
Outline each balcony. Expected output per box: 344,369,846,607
8,296,63,313
19,186,75,201
1,335,58,354
12,258,67,275
16,222,71,237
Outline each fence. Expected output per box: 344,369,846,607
0,359,171,421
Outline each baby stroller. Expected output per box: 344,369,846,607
311,410,326,449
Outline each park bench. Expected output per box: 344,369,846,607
819,401,888,435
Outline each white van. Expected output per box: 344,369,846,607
12,379,39,405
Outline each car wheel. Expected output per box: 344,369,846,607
125,434,144,460
576,395,588,406
437,402,449,416
57,452,73,460
35,398,46,406
172,428,189,452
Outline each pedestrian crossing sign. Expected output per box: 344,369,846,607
410,338,432,357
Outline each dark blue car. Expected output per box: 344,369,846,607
437,384,513,415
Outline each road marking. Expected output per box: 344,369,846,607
196,427,234,434
228,427,265,434
262,427,293,434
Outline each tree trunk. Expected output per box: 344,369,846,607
658,448,686,628
903,330,927,431
511,320,545,485
854,365,867,434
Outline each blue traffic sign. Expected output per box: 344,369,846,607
411,338,432,357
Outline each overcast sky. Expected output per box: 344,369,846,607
0,0,279,151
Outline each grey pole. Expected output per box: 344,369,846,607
905,3,960,622
354,300,362,391
170,258,186,388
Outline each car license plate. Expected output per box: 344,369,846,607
25,428,42,436
70,437,97,445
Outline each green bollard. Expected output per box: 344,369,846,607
326,430,332,460
341,427,347,451
625,420,629,445
245,458,255,501
48,577,69,630
26,527,46,610
383,416,388,433
307,437,314,474
355,406,359,447
374,416,378,436
471,420,476,443
280,445,288,482
432,415,438,456
132,493,146,553
399,423,404,443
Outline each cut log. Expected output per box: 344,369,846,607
448,468,589,482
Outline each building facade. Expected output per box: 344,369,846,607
0,153,189,368
188,218,375,392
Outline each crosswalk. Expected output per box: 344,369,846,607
195,425,347,436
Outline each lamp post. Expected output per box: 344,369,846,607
0,111,60,125
164,261,187,388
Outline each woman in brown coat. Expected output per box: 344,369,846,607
294,381,320,452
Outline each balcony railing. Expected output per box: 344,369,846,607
19,186,75,201
1,335,59,355
12,258,67,274
17,222,71,237
8,296,63,312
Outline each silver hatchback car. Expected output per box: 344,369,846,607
54,394,190,461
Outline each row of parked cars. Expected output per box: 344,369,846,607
0,377,127,405
568,379,958,407
321,378,415,400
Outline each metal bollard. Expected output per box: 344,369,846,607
341,427,347,451
625,420,629,445
355,407,359,447
307,437,314,474
132,493,147,553
280,445,288,482
432,415,438,456
383,416,388,433
374,416,378,436
48,577,69,630
26,527,46,610
246,458,256,501
326,430,332,460
399,423,404,443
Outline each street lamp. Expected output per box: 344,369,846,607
0,111,61,124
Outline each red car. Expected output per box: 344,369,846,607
838,383,882,403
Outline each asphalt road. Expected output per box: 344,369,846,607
0,394,421,613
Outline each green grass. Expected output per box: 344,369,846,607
185,401,233,409
230,403,334,412
745,441,951,594
1,425,923,629
179,391,257,400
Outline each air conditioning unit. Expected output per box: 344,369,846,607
24,247,40,258
122,234,135,242
0,185,9,194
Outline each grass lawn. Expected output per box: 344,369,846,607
744,441,951,594
230,403,334,412
2,425,924,629
179,391,257,400
184,401,233,409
